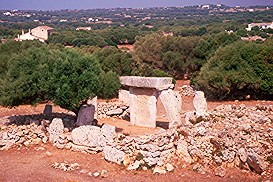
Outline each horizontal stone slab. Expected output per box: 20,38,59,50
120,76,172,89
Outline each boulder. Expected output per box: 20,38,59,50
103,146,125,165
71,125,102,147
101,124,116,141
48,118,64,143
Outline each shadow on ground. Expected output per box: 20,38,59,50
6,113,76,129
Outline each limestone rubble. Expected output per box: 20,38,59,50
0,102,273,179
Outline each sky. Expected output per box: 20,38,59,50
0,0,273,10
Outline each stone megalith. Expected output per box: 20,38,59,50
120,76,182,129
193,91,207,117
76,104,96,126
159,89,182,128
48,118,64,143
43,104,52,116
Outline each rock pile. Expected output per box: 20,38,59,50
51,161,80,171
180,104,273,177
97,101,129,119
179,85,195,96
0,122,48,150
0,103,272,179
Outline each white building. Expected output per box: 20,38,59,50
15,26,54,42
246,22,273,31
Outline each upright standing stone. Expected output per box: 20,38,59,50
43,104,52,116
87,96,97,119
129,87,158,128
174,91,182,114
119,90,130,106
76,104,96,126
120,76,182,129
159,89,182,128
193,91,207,117
48,118,64,143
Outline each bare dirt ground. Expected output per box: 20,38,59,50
0,80,272,182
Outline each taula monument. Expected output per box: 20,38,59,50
120,76,182,129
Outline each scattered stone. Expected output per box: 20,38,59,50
127,160,141,170
93,172,100,177
45,151,53,156
238,148,248,163
153,166,166,175
165,163,174,172
101,170,109,178
215,166,226,177
79,169,89,174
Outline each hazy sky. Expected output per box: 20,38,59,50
1,0,273,10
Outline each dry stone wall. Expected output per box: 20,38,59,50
0,104,273,178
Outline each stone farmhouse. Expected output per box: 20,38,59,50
15,26,54,42
246,22,273,31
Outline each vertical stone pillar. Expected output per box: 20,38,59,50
159,89,182,128
129,87,158,128
193,91,207,117
87,96,98,119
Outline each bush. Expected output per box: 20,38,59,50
193,41,273,100
0,46,106,114
98,71,121,99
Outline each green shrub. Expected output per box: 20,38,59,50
0,46,104,114
98,71,121,99
193,41,273,100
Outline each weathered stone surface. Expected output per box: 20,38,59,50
247,153,267,174
43,104,52,116
101,124,116,141
238,148,248,163
76,105,96,126
159,89,182,128
166,163,174,172
106,108,123,116
119,89,130,105
174,91,182,114
153,166,166,174
120,76,173,89
48,118,64,143
193,91,207,117
177,138,194,163
129,87,158,128
103,146,125,165
215,166,226,177
87,96,97,119
127,160,142,170
100,170,108,178
71,125,102,147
